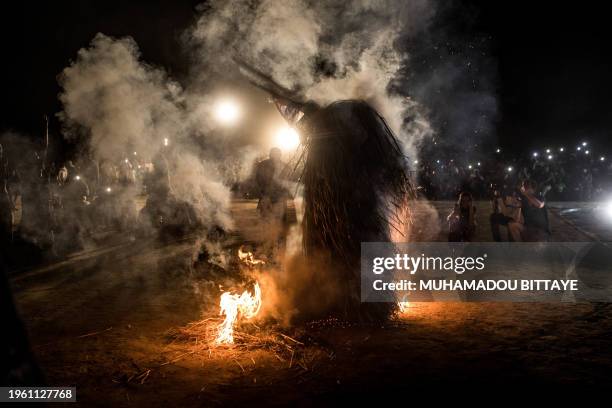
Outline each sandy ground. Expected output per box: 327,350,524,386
9,200,612,406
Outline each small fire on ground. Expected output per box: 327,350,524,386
215,247,265,344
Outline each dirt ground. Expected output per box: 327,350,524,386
9,200,612,406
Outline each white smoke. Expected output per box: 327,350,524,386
58,33,232,230
188,0,436,156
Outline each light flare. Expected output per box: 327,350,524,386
274,126,300,150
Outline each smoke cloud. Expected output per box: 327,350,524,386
58,33,232,230
187,0,437,156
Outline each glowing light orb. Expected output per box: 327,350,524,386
214,100,240,125
274,126,300,150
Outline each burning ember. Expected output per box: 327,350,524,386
237,246,266,267
216,282,262,344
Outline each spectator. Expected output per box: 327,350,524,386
490,189,523,241
448,191,476,242
508,179,550,241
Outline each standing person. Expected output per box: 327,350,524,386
255,147,289,220
508,179,550,241
490,189,523,241
448,191,476,242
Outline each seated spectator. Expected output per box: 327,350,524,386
448,191,476,242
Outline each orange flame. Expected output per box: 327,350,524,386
237,246,266,267
216,282,262,344
398,294,410,313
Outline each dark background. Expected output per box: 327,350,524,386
1,0,610,154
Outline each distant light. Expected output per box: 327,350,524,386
577,146,581,151
124,159,129,163
559,147,565,152
507,166,513,172
582,142,588,147
75,175,81,180
106,187,112,193
545,148,551,153
600,156,605,162
214,99,241,125
496,148,501,153
413,160,419,164
164,138,169,147
133,151,137,156
477,162,481,166
436,159,440,164
274,127,300,150
468,164,473,169
547,155,553,160
532,152,539,158
585,150,590,155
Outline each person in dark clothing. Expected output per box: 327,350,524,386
448,191,476,242
508,179,550,241
254,147,289,219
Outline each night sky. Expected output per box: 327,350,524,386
2,1,611,154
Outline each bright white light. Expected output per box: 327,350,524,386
547,155,553,160
468,165,473,169
577,146,581,151
477,162,481,166
496,148,501,153
106,187,112,193
133,151,137,156
585,150,590,155
604,201,612,220
274,127,300,150
582,142,588,146
215,99,240,125
507,166,513,172
546,148,551,153
164,138,169,146
600,156,605,161
413,160,419,164
124,159,129,163
436,159,440,164
75,175,81,180
559,147,565,152
532,152,539,158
